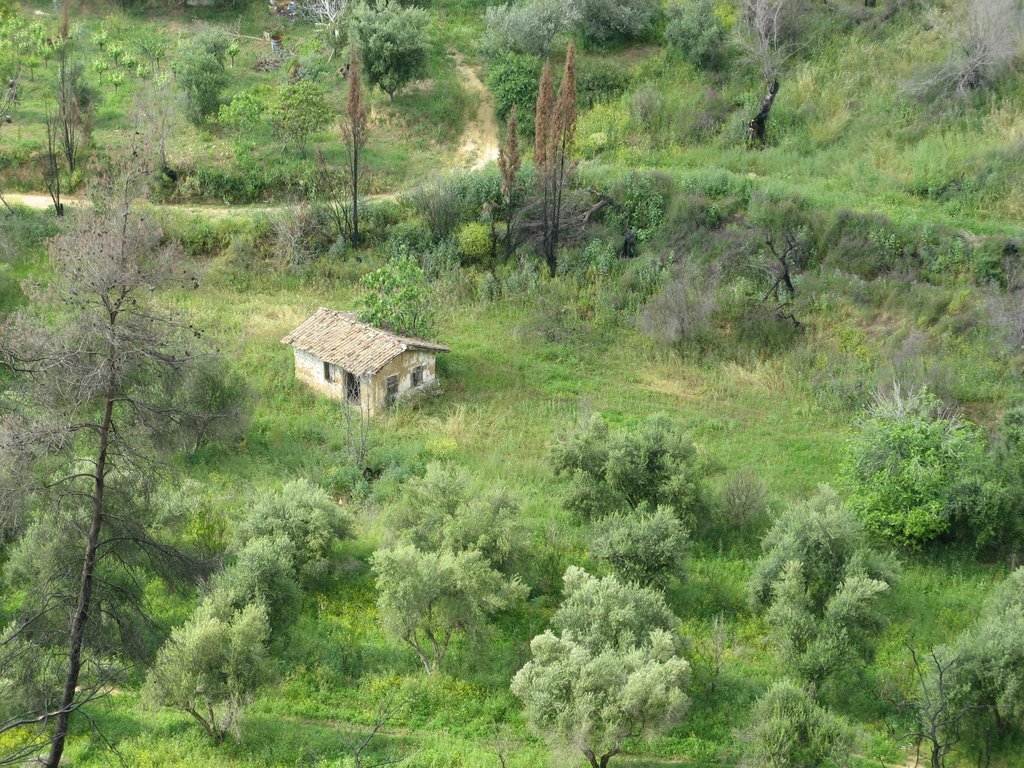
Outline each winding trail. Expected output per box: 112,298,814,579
1,55,499,218
453,52,499,171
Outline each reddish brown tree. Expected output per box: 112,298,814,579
498,107,522,261
344,47,369,247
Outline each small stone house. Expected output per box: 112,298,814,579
282,308,449,415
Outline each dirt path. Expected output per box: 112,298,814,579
2,55,498,217
453,53,499,171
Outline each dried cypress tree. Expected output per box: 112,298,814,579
345,47,369,247
534,61,555,273
550,42,576,264
498,107,522,261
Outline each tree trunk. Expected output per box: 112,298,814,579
747,79,780,146
351,145,359,248
44,393,114,768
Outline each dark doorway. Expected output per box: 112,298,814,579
385,375,399,408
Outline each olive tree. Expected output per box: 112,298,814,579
591,505,688,588
144,595,270,744
385,462,521,571
550,413,712,523
371,544,527,674
750,487,897,686
738,680,851,768
511,567,689,768
232,479,353,581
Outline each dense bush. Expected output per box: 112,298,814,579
483,0,568,58
487,53,543,133
360,253,435,338
567,0,662,44
665,0,728,69
576,59,631,108
269,80,332,153
549,413,713,524
605,170,670,241
233,479,353,581
456,221,494,265
844,387,1011,550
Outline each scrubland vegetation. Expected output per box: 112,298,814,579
2,0,1024,765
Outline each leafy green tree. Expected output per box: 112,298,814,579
751,488,896,685
360,253,435,337
371,544,527,674
144,595,270,744
386,462,520,571
218,89,268,153
665,0,728,69
738,681,852,768
174,32,229,125
550,413,712,523
233,479,353,581
511,567,689,768
172,355,251,453
270,80,333,155
844,387,1007,549
350,0,429,100
592,505,687,588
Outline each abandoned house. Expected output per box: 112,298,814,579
281,308,450,415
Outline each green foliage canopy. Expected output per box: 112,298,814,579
350,0,429,99
360,253,435,338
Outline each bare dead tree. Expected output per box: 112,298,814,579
134,79,184,173
757,229,805,325
880,645,986,768
313,148,353,245
0,137,214,768
302,0,349,48
0,76,16,214
915,0,1023,97
739,0,796,145
42,108,64,216
341,399,373,476
344,689,408,768
489,722,517,768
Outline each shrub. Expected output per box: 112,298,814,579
738,681,852,768
408,175,471,242
713,466,770,537
640,258,718,346
567,0,662,44
665,0,728,69
843,386,1006,549
576,59,631,108
483,0,569,58
605,170,670,241
592,505,688,588
456,221,494,264
487,53,543,133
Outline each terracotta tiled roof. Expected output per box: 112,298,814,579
281,308,449,375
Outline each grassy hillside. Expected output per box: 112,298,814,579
3,0,1024,766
